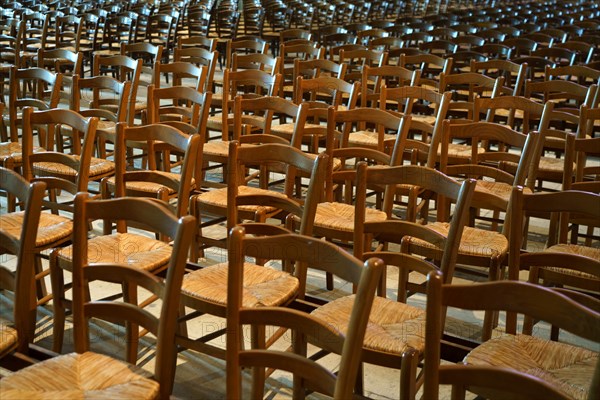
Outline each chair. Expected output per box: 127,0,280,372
399,53,453,90
0,194,195,399
5,66,62,147
424,273,599,400
361,64,420,108
146,13,177,63
21,106,114,207
203,69,282,188
0,167,45,355
439,72,504,120
379,85,452,168
439,119,541,231
532,47,577,67
226,226,384,399
70,74,132,142
95,14,136,57
92,54,142,126
310,164,476,399
279,41,324,98
180,141,327,365
470,59,527,96
338,48,387,83
36,48,83,107
293,75,360,110
120,42,164,121
51,123,197,358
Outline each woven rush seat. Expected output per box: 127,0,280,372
104,171,195,195
543,245,600,280
182,262,299,307
0,320,18,357
464,334,598,400
311,294,427,354
195,185,287,212
0,142,44,163
270,122,322,136
94,120,116,135
347,130,396,147
442,143,486,160
203,140,230,157
0,211,72,247
56,232,172,272
34,157,115,178
314,202,387,232
410,114,437,125
475,181,532,203
206,113,233,129
0,352,158,399
410,223,508,257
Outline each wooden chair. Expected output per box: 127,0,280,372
70,73,131,142
226,226,384,399
286,58,347,99
438,72,504,120
0,194,195,399
379,85,452,168
120,42,164,121
203,69,282,188
310,164,476,399
361,64,420,108
293,75,360,111
0,167,45,355
338,48,387,83
279,41,324,98
398,53,452,90
36,48,83,107
470,59,527,96
50,124,198,361
180,141,327,366
4,66,62,147
21,106,113,208
99,121,201,220
424,272,598,400
92,54,142,126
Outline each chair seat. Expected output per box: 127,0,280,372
0,211,72,248
34,156,115,179
206,113,231,130
544,244,600,280
311,294,426,354
195,186,287,212
0,320,17,357
181,262,299,307
104,170,193,195
57,233,172,272
411,223,508,258
443,143,485,160
347,130,396,148
270,122,323,140
0,352,158,399
411,114,437,125
475,181,531,203
314,202,387,232
465,334,598,400
203,140,229,157
98,120,116,134
0,142,45,163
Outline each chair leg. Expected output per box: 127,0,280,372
50,252,66,353
123,281,139,364
251,324,266,400
400,348,419,400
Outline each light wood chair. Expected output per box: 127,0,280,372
424,272,600,400
361,64,420,108
226,226,384,399
310,164,476,399
51,123,199,361
203,69,282,188
178,140,327,370
190,139,327,260
0,194,195,399
0,167,45,356
21,107,112,210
